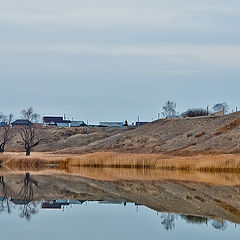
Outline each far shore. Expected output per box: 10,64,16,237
1,151,240,173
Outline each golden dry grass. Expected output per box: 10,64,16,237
2,152,240,174
2,152,240,185
0,152,64,169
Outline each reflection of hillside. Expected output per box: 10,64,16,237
0,171,240,225
62,166,240,186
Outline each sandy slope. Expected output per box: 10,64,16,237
59,112,240,155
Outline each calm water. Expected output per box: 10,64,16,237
0,169,240,240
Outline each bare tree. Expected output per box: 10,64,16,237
18,107,41,156
0,113,14,153
213,103,229,114
162,101,177,118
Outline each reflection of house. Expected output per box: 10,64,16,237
69,200,86,204
98,200,127,205
43,116,71,127
42,202,62,209
55,199,70,205
42,200,70,209
12,119,32,127
70,121,88,127
99,122,124,128
11,199,31,205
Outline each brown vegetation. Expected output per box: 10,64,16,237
3,152,240,174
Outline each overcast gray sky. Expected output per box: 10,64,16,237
1,0,240,123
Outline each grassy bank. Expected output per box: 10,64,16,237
2,152,240,173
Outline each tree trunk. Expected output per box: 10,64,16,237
26,148,31,156
0,144,4,153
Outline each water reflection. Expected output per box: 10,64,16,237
0,196,236,233
0,170,239,235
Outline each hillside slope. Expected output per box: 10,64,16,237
59,112,240,155
3,112,240,155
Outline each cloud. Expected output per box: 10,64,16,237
0,43,240,67
0,0,239,28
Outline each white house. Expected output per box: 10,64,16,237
99,122,124,128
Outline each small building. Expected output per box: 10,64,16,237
89,124,106,128
57,120,71,127
136,121,149,127
0,122,6,127
99,122,124,128
70,121,88,127
12,119,32,127
210,110,225,117
43,116,71,127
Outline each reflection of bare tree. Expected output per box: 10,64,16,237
18,172,38,201
0,176,12,214
10,172,40,221
212,220,228,231
19,201,39,221
161,213,177,230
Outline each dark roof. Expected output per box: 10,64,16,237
11,199,31,205
42,202,62,209
136,122,149,127
43,116,71,124
0,122,7,127
43,116,63,123
12,119,32,126
62,120,71,124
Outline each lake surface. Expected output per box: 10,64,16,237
0,168,240,239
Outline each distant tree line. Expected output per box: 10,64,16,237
161,101,230,119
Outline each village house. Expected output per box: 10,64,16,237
70,121,88,127
99,122,124,128
0,122,6,127
11,119,33,127
136,121,149,127
43,116,71,127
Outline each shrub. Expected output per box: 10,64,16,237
181,108,208,118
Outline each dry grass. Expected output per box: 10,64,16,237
61,152,165,169
3,152,240,174
0,152,63,168
195,131,206,138
2,152,240,185
215,118,240,135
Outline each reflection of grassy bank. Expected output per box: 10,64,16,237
61,165,240,186
62,152,240,173
2,152,240,173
